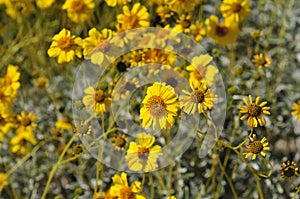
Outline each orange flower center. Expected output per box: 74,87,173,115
138,147,150,160
94,90,105,103
113,134,127,149
21,117,32,127
215,24,229,37
248,141,263,154
120,186,135,199
97,40,112,53
71,0,86,13
231,3,242,13
57,36,74,51
248,103,262,117
181,19,191,29
124,14,139,29
147,96,166,117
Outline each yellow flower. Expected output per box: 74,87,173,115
205,15,240,46
292,100,300,121
220,0,251,23
180,80,217,114
252,53,271,69
16,111,38,134
62,0,95,24
105,0,131,7
10,130,37,154
166,0,197,14
110,172,146,199
36,0,55,9
4,64,20,96
55,118,73,131
125,49,147,67
173,15,192,34
82,87,111,115
167,196,176,199
4,0,34,20
83,28,117,66
156,4,174,23
190,21,206,42
250,30,263,38
34,77,49,89
111,133,128,151
125,133,162,172
186,54,218,87
280,160,299,179
0,103,14,141
117,3,150,30
140,82,180,130
0,173,8,191
243,134,270,160
0,79,14,106
238,95,270,127
47,29,82,64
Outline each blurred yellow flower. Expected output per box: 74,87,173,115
292,100,300,121
220,0,251,23
36,0,55,9
125,132,162,172
252,53,271,69
111,133,128,150
0,103,14,141
243,134,270,160
205,15,240,46
173,15,192,33
280,160,299,179
117,3,150,30
82,87,111,115
55,118,73,131
250,30,263,38
0,173,8,191
167,196,176,199
110,172,146,199
47,28,82,64
105,0,131,7
34,77,49,89
62,0,95,24
186,54,218,86
11,130,37,154
166,0,197,14
140,82,180,130
4,64,20,96
180,80,217,114
191,21,206,42
16,111,38,134
4,0,34,19
239,95,270,127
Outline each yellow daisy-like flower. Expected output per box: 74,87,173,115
0,173,8,191
3,0,34,20
83,28,116,66
280,160,299,179
117,3,150,30
125,133,162,172
173,15,192,34
186,54,218,87
47,29,82,64
4,64,20,95
243,134,270,160
252,53,271,69
105,0,131,7
140,82,180,130
0,79,14,106
82,87,111,115
191,21,206,42
16,111,38,134
36,0,55,9
292,100,300,121
220,0,251,23
205,15,240,46
0,103,14,141
180,80,217,114
110,172,146,199
111,133,128,151
55,118,73,131
238,95,270,127
62,0,95,24
125,49,147,68
10,130,37,154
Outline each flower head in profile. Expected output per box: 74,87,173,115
82,86,111,115
140,82,180,130
180,80,217,114
243,134,270,160
205,15,240,46
83,28,117,66
186,54,218,86
280,160,299,179
292,100,300,121
110,172,146,199
117,3,150,30
238,95,270,127
0,173,8,191
125,133,162,172
252,53,271,69
220,0,251,23
62,0,95,24
47,29,82,64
